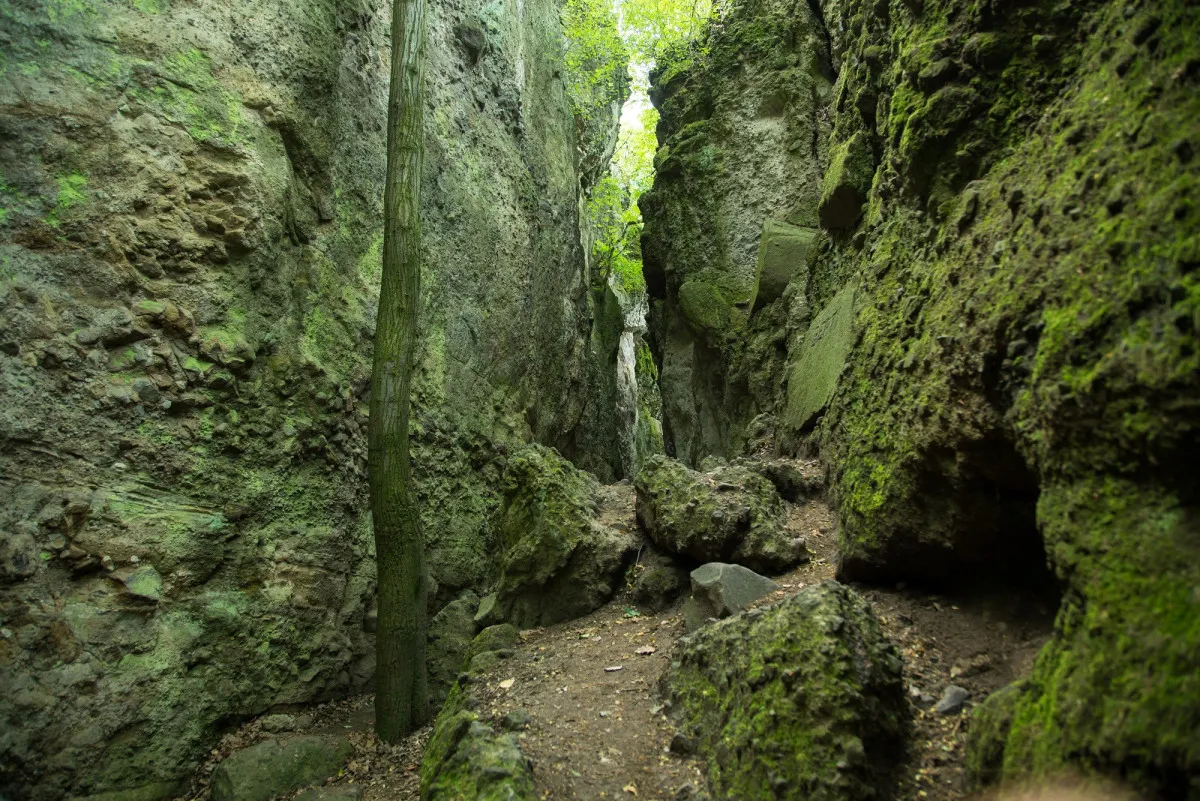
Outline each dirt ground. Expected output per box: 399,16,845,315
184,490,1057,801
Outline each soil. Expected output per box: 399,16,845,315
183,474,1057,801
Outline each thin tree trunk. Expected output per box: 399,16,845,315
368,0,429,743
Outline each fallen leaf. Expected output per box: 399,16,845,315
604,665,624,672
499,678,515,689
635,645,657,655
623,784,638,795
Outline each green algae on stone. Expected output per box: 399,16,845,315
664,581,910,800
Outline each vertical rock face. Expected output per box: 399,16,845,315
0,0,621,796
643,0,1200,794
639,0,833,464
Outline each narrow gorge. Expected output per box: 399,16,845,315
0,0,1196,799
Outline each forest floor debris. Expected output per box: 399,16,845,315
181,486,1055,800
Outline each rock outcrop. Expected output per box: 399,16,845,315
0,0,623,795
420,628,536,801
664,581,909,800
639,0,833,463
635,455,808,573
495,445,638,627
642,0,1200,794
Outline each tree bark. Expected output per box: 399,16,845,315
368,0,429,743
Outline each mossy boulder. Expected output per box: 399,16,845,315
420,715,536,801
210,737,353,801
818,131,875,230
751,220,818,311
664,581,910,800
634,455,808,573
420,626,536,800
678,280,734,342
427,591,480,708
629,547,690,613
495,446,638,627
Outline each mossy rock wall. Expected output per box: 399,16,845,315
644,0,1199,793
639,0,833,464
0,0,619,796
806,0,1199,794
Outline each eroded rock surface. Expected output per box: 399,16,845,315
665,581,909,800
495,446,638,627
635,455,807,573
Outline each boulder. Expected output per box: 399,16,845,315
295,788,363,801
634,455,808,573
69,781,183,801
420,717,536,801
210,737,353,801
751,221,818,311
818,131,875,229
682,562,779,631
629,547,690,613
495,445,638,627
665,581,910,800
427,591,480,707
472,593,503,627
421,627,536,801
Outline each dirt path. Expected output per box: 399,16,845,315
184,481,1056,801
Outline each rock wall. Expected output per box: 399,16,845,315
0,0,621,795
641,0,1200,794
639,0,833,464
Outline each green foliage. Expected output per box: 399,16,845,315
618,0,719,63
562,0,628,123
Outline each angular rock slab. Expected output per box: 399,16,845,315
752,220,818,311
211,736,353,801
683,562,779,631
783,283,856,432
635,455,808,573
665,581,910,800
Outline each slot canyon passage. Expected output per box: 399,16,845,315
0,0,1198,798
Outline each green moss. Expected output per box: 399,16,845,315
634,455,801,572
818,0,1200,792
818,132,875,229
45,173,88,227
130,49,245,146
665,582,909,800
677,280,732,339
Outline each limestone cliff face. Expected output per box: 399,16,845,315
642,0,1199,793
0,0,620,795
639,0,833,464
